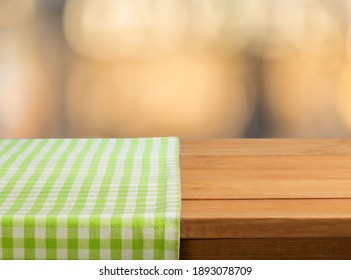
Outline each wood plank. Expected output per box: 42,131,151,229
181,164,351,199
181,199,351,238
182,169,351,181
180,139,351,156
180,238,351,260
179,139,351,259
181,155,351,169
182,179,351,199
181,156,351,198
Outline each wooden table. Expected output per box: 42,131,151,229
179,139,351,259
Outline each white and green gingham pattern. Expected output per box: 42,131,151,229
0,137,180,260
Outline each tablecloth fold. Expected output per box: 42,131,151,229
0,137,180,260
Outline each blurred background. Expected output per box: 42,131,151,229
1,0,351,138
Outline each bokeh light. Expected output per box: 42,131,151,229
1,0,351,138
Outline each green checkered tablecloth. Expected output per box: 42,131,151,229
0,137,180,260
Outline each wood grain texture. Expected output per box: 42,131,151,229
180,238,351,260
180,139,351,245
181,139,351,201
180,139,351,156
181,199,351,238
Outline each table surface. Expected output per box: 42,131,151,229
179,139,351,258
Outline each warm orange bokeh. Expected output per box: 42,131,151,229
1,0,351,138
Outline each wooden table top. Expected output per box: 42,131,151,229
180,139,351,239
